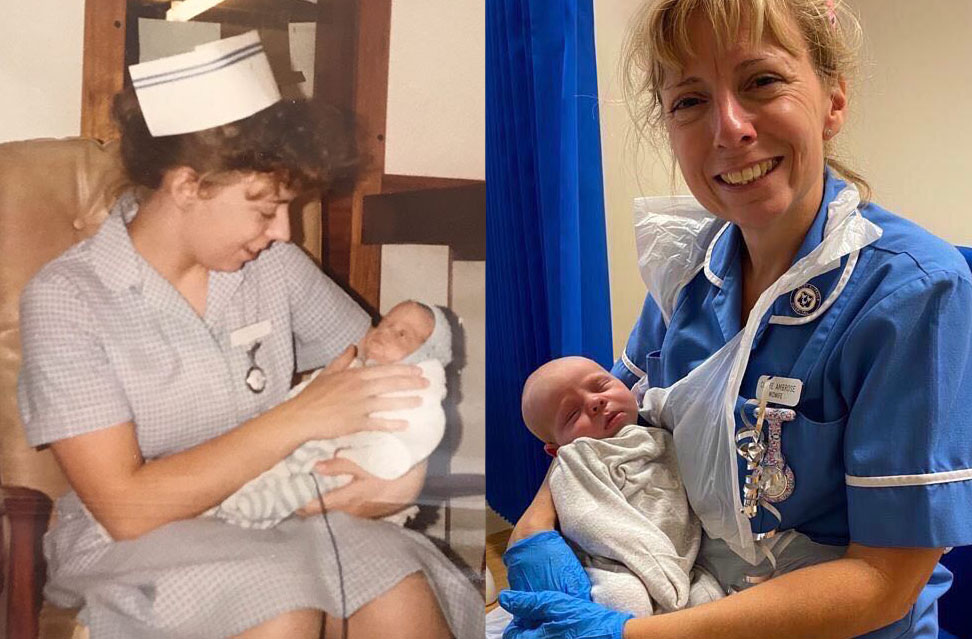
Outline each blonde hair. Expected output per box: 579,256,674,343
622,0,870,203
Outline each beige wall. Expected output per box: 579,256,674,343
0,0,84,143
595,0,972,358
840,0,972,247
386,0,486,180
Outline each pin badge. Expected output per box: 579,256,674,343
790,284,821,316
760,409,795,503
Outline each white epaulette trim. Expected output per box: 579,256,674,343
620,350,647,378
770,249,859,325
846,467,972,488
702,222,731,289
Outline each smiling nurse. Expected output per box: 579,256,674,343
500,1,972,638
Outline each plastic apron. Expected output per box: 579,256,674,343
632,184,882,565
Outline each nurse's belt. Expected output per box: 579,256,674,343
129,30,281,137
633,183,882,564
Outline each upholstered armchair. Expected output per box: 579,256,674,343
0,137,326,639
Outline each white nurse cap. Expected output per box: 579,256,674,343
128,30,281,137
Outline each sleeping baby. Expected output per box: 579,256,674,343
518,356,722,616
207,300,451,529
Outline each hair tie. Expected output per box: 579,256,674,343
825,0,838,27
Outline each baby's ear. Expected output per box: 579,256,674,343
543,443,559,458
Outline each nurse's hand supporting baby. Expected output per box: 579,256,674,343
279,345,428,440
283,345,430,519
296,457,429,519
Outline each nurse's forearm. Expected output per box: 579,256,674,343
53,405,309,541
623,545,941,639
509,466,557,547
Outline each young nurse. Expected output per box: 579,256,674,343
17,32,481,638
500,1,972,638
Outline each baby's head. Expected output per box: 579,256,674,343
521,356,639,456
360,300,452,365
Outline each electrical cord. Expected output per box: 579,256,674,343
312,473,348,639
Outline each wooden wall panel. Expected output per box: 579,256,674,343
362,183,486,260
345,0,392,311
313,0,391,311
81,0,127,141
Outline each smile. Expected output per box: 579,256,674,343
716,157,781,186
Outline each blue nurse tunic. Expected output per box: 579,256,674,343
612,170,972,638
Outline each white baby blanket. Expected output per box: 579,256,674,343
550,424,722,616
207,359,447,528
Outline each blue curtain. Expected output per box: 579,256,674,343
486,0,613,524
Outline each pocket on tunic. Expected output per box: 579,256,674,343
775,411,848,529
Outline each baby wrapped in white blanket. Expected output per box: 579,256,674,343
207,301,451,529
521,356,722,616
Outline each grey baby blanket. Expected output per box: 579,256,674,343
550,424,722,615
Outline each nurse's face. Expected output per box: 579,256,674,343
523,357,639,448
184,172,295,271
659,12,846,233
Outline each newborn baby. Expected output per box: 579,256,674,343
521,356,722,616
208,300,451,529
521,356,640,456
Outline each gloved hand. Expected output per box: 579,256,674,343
503,530,592,599
499,589,634,639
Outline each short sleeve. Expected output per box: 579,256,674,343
839,271,972,547
611,293,668,389
17,274,133,447
273,244,371,372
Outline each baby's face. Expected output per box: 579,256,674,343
360,302,434,364
523,357,639,447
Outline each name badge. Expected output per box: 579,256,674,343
756,375,803,407
230,320,272,347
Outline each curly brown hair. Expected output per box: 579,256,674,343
112,86,357,195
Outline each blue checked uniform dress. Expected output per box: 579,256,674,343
17,193,483,638
612,171,972,639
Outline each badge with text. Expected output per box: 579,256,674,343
230,320,272,348
755,376,803,407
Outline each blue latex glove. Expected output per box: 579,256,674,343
499,589,634,639
503,530,592,599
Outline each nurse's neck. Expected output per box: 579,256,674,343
128,189,209,302
737,190,822,322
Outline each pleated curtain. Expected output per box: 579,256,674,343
485,0,612,523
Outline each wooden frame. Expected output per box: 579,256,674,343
81,0,127,141
362,181,486,261
315,2,487,309
1,487,53,639
314,0,392,309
